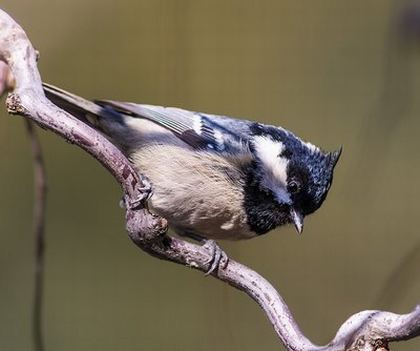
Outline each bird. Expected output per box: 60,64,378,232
43,83,341,274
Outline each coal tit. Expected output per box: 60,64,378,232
43,83,341,269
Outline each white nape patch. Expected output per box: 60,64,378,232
305,141,320,153
253,136,291,204
193,114,202,135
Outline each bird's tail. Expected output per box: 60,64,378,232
43,83,104,125
42,83,129,141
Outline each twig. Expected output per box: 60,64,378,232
25,120,47,351
0,8,419,351
0,55,46,351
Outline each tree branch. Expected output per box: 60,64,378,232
25,120,47,351
0,8,418,351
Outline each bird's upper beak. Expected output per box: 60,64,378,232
290,209,304,234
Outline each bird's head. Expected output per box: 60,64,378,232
248,123,341,234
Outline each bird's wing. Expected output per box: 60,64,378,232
95,100,251,153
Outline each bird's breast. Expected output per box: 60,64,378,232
130,144,255,240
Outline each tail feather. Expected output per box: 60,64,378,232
42,83,133,150
43,83,111,124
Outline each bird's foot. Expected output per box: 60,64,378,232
120,177,153,209
202,240,229,276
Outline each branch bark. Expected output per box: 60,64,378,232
0,8,418,351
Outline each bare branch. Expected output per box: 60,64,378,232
25,120,47,351
0,8,418,351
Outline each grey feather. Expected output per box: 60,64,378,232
44,83,101,119
95,100,250,153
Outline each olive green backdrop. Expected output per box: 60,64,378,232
1,1,419,350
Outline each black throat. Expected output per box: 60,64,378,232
243,163,290,235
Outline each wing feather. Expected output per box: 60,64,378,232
95,100,247,152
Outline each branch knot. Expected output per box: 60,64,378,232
6,92,28,115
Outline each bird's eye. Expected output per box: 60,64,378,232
287,180,301,194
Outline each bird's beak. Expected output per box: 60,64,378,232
290,209,304,234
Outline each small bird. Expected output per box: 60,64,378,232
43,83,341,273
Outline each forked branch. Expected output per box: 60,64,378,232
0,9,418,351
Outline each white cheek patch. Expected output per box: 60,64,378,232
253,136,288,184
253,136,291,204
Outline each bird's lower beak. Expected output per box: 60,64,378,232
290,209,304,234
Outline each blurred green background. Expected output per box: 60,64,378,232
1,1,419,350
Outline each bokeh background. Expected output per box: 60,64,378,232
1,1,419,350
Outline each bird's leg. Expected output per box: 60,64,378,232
201,239,229,276
176,231,229,275
120,176,153,209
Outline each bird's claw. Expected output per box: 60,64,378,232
121,181,153,210
202,240,229,276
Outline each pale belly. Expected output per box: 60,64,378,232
130,144,255,240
